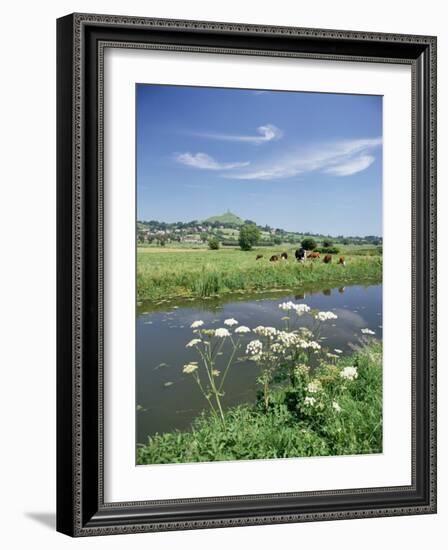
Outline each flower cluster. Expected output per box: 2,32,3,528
304,396,316,407
190,320,204,329
307,381,322,393
186,338,201,348
253,326,278,338
214,328,231,338
235,325,251,334
224,318,238,327
361,328,375,335
183,362,198,374
340,366,358,381
246,339,263,360
314,311,338,322
278,301,311,316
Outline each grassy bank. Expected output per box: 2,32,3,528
137,246,382,301
137,342,382,464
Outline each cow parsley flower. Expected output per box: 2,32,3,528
212,369,221,377
340,366,358,381
190,320,204,329
183,362,198,374
224,318,238,326
246,339,263,358
253,326,277,338
332,401,342,413
307,381,321,393
214,328,230,338
315,311,338,322
235,325,251,334
334,349,343,354
186,338,201,348
304,396,316,407
361,328,376,335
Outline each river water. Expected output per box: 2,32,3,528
136,282,382,444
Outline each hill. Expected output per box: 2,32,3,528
204,211,244,226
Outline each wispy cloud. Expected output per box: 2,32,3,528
175,152,250,171
224,137,382,180
192,124,283,145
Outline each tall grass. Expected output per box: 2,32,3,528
137,248,382,301
137,342,382,464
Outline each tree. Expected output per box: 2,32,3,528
208,236,220,250
323,239,333,248
301,238,317,251
238,223,261,251
273,236,282,245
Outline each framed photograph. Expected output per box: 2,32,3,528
57,13,437,536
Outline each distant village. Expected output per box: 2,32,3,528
137,212,382,248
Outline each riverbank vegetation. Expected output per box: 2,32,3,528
137,246,382,301
137,303,382,464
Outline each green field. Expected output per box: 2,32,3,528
137,245,382,301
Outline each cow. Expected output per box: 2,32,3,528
281,252,288,260
323,254,332,264
295,248,306,262
338,256,346,266
256,254,263,260
269,255,280,262
308,251,321,260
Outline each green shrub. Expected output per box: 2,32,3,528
208,236,220,250
301,238,317,251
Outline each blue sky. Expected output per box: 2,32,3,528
136,85,382,236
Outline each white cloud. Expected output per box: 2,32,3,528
193,124,283,145
175,152,250,171
225,137,382,180
324,154,375,176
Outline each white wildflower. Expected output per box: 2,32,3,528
235,325,251,334
224,318,238,326
253,326,278,338
186,338,201,348
361,328,376,335
315,311,338,322
334,349,343,354
190,320,204,329
294,304,311,316
304,396,316,407
332,401,342,413
211,369,221,377
340,366,358,381
246,339,263,358
183,362,198,374
307,381,321,393
214,328,230,338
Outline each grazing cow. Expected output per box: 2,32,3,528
295,248,306,261
256,254,263,260
281,252,288,260
308,251,321,260
269,255,279,262
323,254,332,264
338,256,346,266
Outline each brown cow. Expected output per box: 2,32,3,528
256,254,263,260
338,256,346,266
281,252,288,260
269,255,279,262
323,255,332,264
308,251,321,260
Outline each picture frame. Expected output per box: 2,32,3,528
56,13,437,537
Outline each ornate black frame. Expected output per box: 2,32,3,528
56,13,437,537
